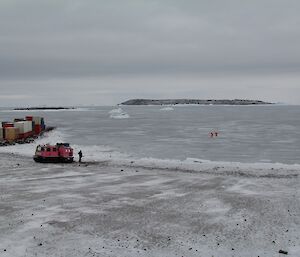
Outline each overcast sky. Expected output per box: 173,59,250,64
0,0,300,106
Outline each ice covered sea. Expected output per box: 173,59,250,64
0,105,299,256
1,105,300,166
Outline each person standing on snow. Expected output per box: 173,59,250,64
78,150,83,163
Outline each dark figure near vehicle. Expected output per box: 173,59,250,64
78,150,83,163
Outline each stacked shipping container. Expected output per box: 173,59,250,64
2,122,14,140
14,121,33,139
5,127,19,142
31,116,44,134
0,123,3,141
0,116,45,142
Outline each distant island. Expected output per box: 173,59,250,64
121,99,273,106
14,107,76,110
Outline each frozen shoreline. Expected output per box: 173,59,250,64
0,153,299,256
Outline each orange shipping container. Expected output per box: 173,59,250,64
5,128,19,142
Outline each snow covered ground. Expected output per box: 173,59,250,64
0,153,299,257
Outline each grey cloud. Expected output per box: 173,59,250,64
0,0,300,105
1,0,300,77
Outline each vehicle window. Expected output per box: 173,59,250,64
47,148,51,152
37,146,42,151
41,147,45,151
53,148,57,151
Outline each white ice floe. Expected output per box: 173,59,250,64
109,108,130,119
160,107,174,111
110,113,130,119
108,108,124,114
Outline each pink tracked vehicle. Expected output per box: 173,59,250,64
33,143,74,163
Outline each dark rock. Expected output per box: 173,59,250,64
189,247,192,250
38,243,42,246
4,249,6,252
14,107,76,111
121,99,273,106
279,250,288,255
232,248,234,250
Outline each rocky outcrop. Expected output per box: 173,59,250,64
121,99,273,105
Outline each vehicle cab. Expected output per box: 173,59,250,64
34,143,74,163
